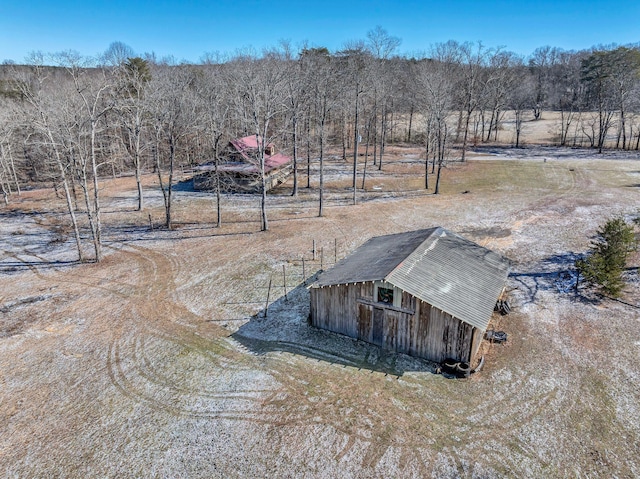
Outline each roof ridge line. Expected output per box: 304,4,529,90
385,227,444,282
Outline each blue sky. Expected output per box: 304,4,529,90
1,0,638,63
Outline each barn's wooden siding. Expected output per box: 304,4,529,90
310,284,359,338
413,301,474,362
310,281,477,363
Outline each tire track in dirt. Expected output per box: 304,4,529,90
105,245,292,422
104,246,368,430
106,335,277,421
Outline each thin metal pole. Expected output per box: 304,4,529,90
283,264,288,301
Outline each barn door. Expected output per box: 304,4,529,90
372,307,384,346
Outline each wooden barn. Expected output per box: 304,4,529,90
193,135,293,193
309,227,510,364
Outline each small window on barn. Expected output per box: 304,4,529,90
374,281,402,308
377,287,394,304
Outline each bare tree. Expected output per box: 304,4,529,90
280,42,307,197
413,54,454,193
57,51,114,261
17,54,85,261
510,66,534,147
367,26,401,175
442,41,489,161
528,46,561,120
336,42,372,205
482,50,522,142
229,50,287,231
547,50,584,146
300,48,341,217
114,57,151,211
606,47,640,149
102,41,135,67
148,64,200,229
195,63,230,226
581,49,619,152
0,105,21,201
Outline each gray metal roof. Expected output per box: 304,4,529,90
311,227,510,331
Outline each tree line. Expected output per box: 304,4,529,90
1,30,639,262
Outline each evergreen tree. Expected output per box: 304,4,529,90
576,217,637,297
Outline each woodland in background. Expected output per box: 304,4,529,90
1,29,639,262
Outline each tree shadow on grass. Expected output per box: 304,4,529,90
231,280,437,377
0,259,83,274
508,251,599,305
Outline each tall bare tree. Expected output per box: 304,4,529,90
414,54,454,193
57,51,113,261
581,49,619,152
481,50,522,142
443,41,490,161
299,48,341,216
114,57,151,211
0,105,21,202
229,50,287,231
195,63,230,226
367,26,401,174
148,64,200,229
336,42,372,205
280,42,307,197
17,54,86,261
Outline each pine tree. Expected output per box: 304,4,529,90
576,217,636,297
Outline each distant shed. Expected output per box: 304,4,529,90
309,227,510,364
193,135,293,193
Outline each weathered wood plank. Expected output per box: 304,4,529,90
311,283,479,363
372,307,384,346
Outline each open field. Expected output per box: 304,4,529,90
2,142,640,477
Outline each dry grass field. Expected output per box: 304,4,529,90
2,116,640,478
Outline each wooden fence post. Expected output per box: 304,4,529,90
264,276,272,319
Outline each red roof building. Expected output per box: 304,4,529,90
194,135,293,193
